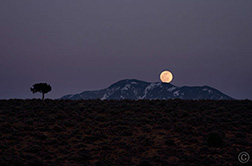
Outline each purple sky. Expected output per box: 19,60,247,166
1,1,252,99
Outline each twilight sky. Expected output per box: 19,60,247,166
1,0,252,99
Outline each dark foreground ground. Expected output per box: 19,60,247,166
0,99,252,166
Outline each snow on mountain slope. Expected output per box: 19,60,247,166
61,79,233,100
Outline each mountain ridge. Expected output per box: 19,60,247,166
61,79,233,100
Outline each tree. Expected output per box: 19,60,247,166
30,83,52,100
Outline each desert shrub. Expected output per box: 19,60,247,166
201,157,217,165
30,132,48,141
199,146,208,153
24,119,34,125
0,142,7,150
234,138,248,145
111,125,133,136
231,113,243,122
138,117,152,124
137,135,154,146
43,161,57,166
111,136,122,142
95,159,113,166
207,133,224,147
36,126,50,132
45,138,58,146
151,155,162,162
26,159,45,166
0,123,14,134
100,145,113,151
176,110,190,118
63,120,76,128
157,116,172,124
94,115,107,122
165,138,175,146
1,99,252,165
120,128,133,136
107,120,129,126
173,122,186,132
235,132,246,138
186,117,201,126
167,156,179,165
25,145,42,154
82,135,101,143
141,125,152,133
51,124,63,132
138,159,152,166
19,153,38,161
115,157,134,165
68,155,90,163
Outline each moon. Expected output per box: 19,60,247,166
160,71,173,83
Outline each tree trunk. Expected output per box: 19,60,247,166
42,93,45,100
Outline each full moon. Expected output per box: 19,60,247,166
160,71,173,83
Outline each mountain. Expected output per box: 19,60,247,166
61,79,233,100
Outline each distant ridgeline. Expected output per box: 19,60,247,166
61,79,233,100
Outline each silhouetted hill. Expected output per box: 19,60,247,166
0,99,251,165
61,79,232,100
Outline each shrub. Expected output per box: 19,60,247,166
207,133,224,147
